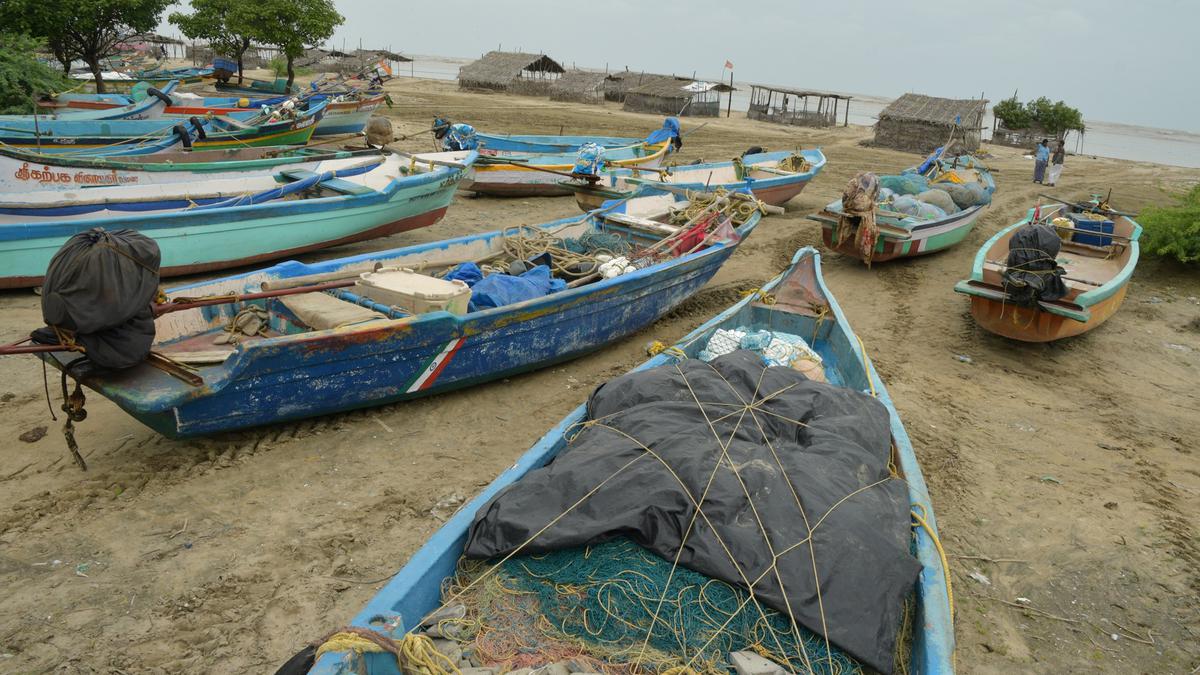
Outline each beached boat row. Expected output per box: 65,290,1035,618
0,66,1148,674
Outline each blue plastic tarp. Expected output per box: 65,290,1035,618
467,265,567,312
644,117,681,145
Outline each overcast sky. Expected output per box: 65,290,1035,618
165,1,1199,131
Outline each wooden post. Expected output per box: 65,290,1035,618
726,69,733,118
844,98,850,127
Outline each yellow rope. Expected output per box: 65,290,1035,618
910,507,955,671
853,335,877,398
313,631,461,674
739,288,776,305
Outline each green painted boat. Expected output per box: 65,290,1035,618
954,202,1142,341
810,155,996,264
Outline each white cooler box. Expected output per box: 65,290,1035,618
355,268,471,315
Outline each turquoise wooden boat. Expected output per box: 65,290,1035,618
0,150,475,288
562,149,828,211
0,144,389,193
810,155,996,263
35,188,764,437
303,246,953,675
954,201,1142,341
0,100,326,156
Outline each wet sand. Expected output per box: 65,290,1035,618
0,75,1197,673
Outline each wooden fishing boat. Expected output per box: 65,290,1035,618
209,76,299,96
302,246,953,675
51,89,386,137
466,141,674,197
0,144,388,192
32,189,763,437
13,82,178,121
954,202,1142,341
562,149,827,211
0,150,475,288
0,100,324,156
810,155,996,263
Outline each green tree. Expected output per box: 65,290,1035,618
245,0,343,89
169,0,255,84
0,33,70,113
993,94,1085,137
0,0,171,92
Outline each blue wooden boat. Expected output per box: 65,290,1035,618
468,140,674,196
444,116,677,154
0,100,327,156
12,82,179,121
0,150,475,288
563,149,828,211
303,246,953,675
37,189,764,437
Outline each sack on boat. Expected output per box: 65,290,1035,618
916,188,960,214
465,350,919,673
36,228,160,370
467,265,566,312
879,172,928,196
572,143,606,176
936,181,990,209
444,262,484,287
1002,223,1067,306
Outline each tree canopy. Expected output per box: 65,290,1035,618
0,33,70,113
1,0,171,92
993,94,1086,136
245,0,343,88
169,0,255,82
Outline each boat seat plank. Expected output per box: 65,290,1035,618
278,169,374,195
602,212,680,236
279,292,387,330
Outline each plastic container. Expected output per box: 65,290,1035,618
1068,213,1114,246
355,268,471,315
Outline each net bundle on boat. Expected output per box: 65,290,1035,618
445,537,880,674
422,350,921,674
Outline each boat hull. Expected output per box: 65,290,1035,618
964,284,1128,341
0,147,385,192
304,248,953,675
0,155,471,288
465,143,670,197
572,175,815,211
819,205,985,263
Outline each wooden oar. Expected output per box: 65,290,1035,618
389,149,472,170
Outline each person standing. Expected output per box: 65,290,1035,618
1032,138,1049,183
1047,139,1066,186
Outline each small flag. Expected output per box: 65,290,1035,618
724,60,734,70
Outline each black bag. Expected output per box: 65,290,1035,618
34,228,160,370
1002,222,1068,307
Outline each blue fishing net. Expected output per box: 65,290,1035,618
573,142,606,175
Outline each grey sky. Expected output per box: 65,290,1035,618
166,1,1200,132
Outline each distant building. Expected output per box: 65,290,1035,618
458,51,564,96
748,85,850,128
622,75,734,118
873,94,988,154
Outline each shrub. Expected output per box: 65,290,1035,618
1138,184,1200,263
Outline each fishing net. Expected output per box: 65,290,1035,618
878,173,928,196
561,231,632,256
445,537,895,674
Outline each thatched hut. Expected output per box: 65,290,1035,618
549,70,609,104
873,94,988,154
458,51,564,95
623,76,733,117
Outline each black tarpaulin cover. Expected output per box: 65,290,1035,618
464,350,920,673
35,228,160,370
1003,222,1068,307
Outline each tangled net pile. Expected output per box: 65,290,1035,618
441,537,912,674
479,227,633,278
